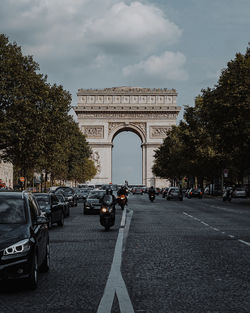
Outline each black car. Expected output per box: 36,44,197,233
186,188,203,199
55,187,77,207
75,188,89,200
33,193,64,228
55,193,70,217
84,190,106,215
0,191,49,289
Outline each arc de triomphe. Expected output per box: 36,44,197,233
74,87,181,187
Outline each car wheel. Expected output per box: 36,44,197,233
57,211,64,226
40,242,50,273
27,253,38,290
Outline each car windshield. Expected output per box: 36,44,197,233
34,195,50,207
0,198,26,224
88,191,105,199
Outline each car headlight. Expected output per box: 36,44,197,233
101,207,108,213
3,239,31,256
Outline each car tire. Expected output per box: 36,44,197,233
27,253,38,290
40,242,50,273
57,211,64,227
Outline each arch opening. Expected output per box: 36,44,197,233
112,130,142,185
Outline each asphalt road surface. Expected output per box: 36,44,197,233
1,195,250,313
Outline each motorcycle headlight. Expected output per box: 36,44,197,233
101,207,108,213
3,239,31,256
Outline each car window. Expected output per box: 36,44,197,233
34,195,50,207
29,196,39,223
0,198,26,224
88,191,105,199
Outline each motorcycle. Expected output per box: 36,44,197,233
223,188,232,202
117,194,127,210
99,196,115,231
149,193,155,202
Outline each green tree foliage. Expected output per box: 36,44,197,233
153,44,250,183
0,34,96,184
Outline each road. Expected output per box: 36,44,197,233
0,195,250,313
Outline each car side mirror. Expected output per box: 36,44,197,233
34,216,48,225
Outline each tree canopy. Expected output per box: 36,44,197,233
0,34,96,185
153,44,250,185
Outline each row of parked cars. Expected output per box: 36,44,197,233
162,187,204,201
0,186,80,290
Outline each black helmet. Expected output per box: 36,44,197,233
106,188,113,195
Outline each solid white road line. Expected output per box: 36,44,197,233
97,208,135,313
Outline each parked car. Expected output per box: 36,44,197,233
186,188,203,199
55,193,70,217
166,187,183,201
33,193,64,228
232,187,247,198
0,191,49,289
55,187,77,207
83,190,106,215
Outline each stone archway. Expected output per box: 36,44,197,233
74,87,181,187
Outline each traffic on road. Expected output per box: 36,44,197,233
1,186,250,313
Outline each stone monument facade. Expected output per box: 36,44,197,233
74,87,181,187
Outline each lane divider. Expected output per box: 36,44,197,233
97,208,135,313
183,212,250,248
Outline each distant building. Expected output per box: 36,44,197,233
0,160,13,188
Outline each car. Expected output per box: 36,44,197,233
54,187,78,207
186,188,203,199
55,193,70,217
166,187,183,201
0,191,49,289
33,193,65,228
83,189,106,215
75,188,89,200
132,187,143,195
232,187,247,198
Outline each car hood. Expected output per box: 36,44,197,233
0,224,30,250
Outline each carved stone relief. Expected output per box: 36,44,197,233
108,122,146,139
91,151,101,174
150,126,172,139
79,113,176,120
82,126,104,138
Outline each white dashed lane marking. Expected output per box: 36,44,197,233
183,211,250,248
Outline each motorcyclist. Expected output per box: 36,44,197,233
117,185,128,206
148,186,156,199
100,188,116,209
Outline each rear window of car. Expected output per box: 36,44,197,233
88,191,105,199
0,198,26,224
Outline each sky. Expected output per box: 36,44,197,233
1,0,249,184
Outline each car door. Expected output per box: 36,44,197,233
28,195,45,266
51,194,61,222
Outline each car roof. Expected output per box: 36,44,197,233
0,191,32,199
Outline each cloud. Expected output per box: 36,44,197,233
0,1,182,58
122,51,188,81
84,1,182,54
